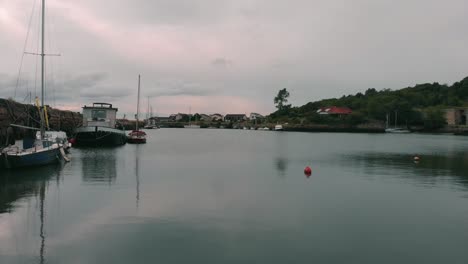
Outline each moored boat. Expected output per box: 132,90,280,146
127,75,147,144
2,141,63,169
2,0,69,169
74,103,127,147
127,130,147,144
274,125,284,131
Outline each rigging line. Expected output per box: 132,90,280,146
14,0,38,100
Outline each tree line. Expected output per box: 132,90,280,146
270,76,468,129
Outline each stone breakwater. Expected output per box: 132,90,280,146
0,98,82,142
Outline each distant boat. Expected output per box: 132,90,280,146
2,1,69,168
385,128,410,133
385,112,410,133
74,103,127,146
263,127,270,131
128,75,147,144
184,106,200,128
144,97,159,129
274,125,284,131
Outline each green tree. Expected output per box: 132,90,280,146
274,88,290,110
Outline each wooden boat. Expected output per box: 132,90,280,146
127,75,147,144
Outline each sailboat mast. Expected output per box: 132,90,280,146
40,0,46,138
394,110,398,128
136,75,141,131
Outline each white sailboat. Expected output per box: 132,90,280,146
1,0,70,168
385,111,410,133
184,107,200,128
127,75,147,143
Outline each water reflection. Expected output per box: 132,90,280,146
0,165,63,214
274,133,289,178
135,145,141,208
0,165,63,264
81,148,117,184
344,151,468,188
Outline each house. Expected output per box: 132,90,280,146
445,107,468,125
210,113,224,121
169,113,188,121
316,106,352,115
157,117,171,123
224,114,248,122
199,114,211,121
249,112,265,120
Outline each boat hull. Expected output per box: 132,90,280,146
127,137,147,144
127,130,147,144
2,147,61,169
74,126,127,147
385,128,411,133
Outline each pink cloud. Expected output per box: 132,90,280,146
0,6,27,38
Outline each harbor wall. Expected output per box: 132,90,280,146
0,98,82,142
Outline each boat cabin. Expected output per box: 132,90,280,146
82,103,118,128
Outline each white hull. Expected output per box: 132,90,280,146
385,128,410,133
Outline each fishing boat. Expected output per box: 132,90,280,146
127,75,147,144
1,0,69,169
74,103,127,146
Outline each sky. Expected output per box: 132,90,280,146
0,0,467,118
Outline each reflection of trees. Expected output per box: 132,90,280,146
344,151,468,188
275,157,288,178
82,149,117,184
274,133,288,178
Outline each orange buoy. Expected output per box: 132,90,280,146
304,166,312,177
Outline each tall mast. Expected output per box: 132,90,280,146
136,75,141,131
147,96,150,120
40,0,46,138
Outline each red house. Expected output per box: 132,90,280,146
316,106,352,115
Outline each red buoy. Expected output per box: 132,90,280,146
68,138,76,145
304,166,312,177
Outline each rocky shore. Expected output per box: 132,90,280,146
0,98,82,143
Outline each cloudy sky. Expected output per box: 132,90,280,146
1,0,467,117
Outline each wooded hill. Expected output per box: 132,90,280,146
269,76,468,129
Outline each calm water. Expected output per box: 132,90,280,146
1,129,468,264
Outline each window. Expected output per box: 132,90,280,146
92,110,107,120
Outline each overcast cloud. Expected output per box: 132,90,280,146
1,0,467,117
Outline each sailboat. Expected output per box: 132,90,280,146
1,0,69,168
127,75,147,144
184,107,200,128
385,111,410,133
144,97,159,129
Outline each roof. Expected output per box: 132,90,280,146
83,102,118,111
225,114,247,117
317,106,352,115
